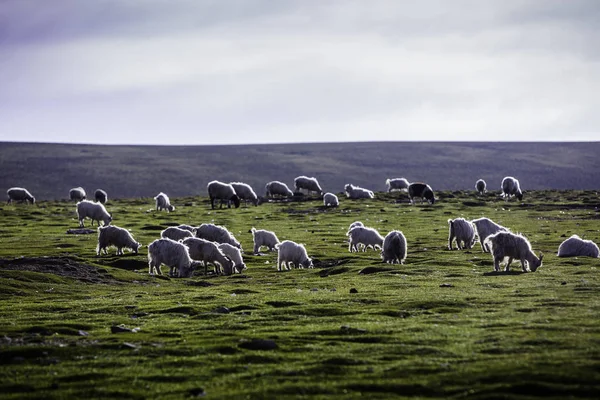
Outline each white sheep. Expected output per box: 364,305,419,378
230,182,259,206
154,192,175,212
347,226,384,252
6,187,35,204
386,178,410,192
484,231,543,272
381,230,407,264
69,187,86,201
177,224,197,235
161,226,195,242
76,200,111,227
97,225,141,256
448,218,476,250
181,237,235,276
95,189,108,204
294,176,323,196
557,235,600,258
471,217,509,253
345,184,374,199
250,227,280,254
347,221,364,232
323,192,339,207
207,180,241,209
148,238,196,277
196,223,242,249
276,240,313,271
218,243,246,273
407,182,435,204
501,176,523,201
265,181,294,198
475,179,486,195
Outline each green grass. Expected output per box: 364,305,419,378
0,190,599,399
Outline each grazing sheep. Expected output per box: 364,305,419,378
347,221,364,232
76,200,111,228
69,187,86,201
407,182,435,204
196,223,242,249
501,176,523,201
177,224,197,235
97,225,141,256
181,237,235,276
386,178,410,192
294,176,323,196
154,192,175,212
347,226,384,252
218,243,246,273
265,181,294,198
230,182,259,206
345,184,374,199
250,227,280,254
484,231,543,272
94,189,108,204
161,226,195,242
471,217,509,253
207,180,241,209
276,240,313,271
475,179,486,195
6,187,35,204
448,218,476,250
148,238,195,277
381,230,407,264
323,192,339,207
557,235,600,258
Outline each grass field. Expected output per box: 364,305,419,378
0,190,599,399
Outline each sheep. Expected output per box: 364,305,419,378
347,226,384,252
448,218,476,250
207,180,241,209
69,187,86,201
181,237,235,276
94,189,108,204
177,224,197,235
501,176,523,201
161,226,195,242
347,221,364,232
230,182,259,206
265,181,294,198
218,243,246,273
484,231,543,272
195,223,242,249
276,240,313,271
381,230,407,264
471,217,509,253
294,176,323,196
250,227,280,254
407,182,435,204
475,179,486,195
6,187,35,204
323,192,339,207
154,192,175,212
386,178,410,192
557,235,600,258
148,238,195,277
345,184,374,199
97,225,141,256
76,200,111,228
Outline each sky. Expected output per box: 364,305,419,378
0,0,599,145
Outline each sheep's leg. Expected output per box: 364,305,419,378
520,259,529,272
148,262,154,275
253,244,260,255
504,257,513,272
448,233,454,250
493,257,501,272
210,197,215,210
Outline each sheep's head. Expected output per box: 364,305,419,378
168,205,175,212
231,195,241,208
530,253,543,272
300,258,314,269
516,192,523,201
234,263,246,274
133,242,142,254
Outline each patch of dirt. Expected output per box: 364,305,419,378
0,257,120,284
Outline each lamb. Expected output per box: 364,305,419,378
386,178,410,192
97,225,141,256
207,180,241,209
381,230,407,264
181,237,235,276
484,231,543,272
6,187,35,204
345,184,374,199
154,192,175,212
76,200,111,227
347,221,364,232
323,192,339,207
195,223,242,249
218,243,246,273
448,218,476,250
161,226,195,242
475,179,486,195
557,235,600,258
69,187,86,201
501,176,523,201
471,217,509,253
347,226,384,252
294,176,323,196
265,181,294,198
250,227,280,254
148,238,195,277
276,240,313,271
94,189,108,204
230,182,259,206
407,182,435,204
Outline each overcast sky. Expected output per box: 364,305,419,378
1,0,598,145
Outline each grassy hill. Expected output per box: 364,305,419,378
0,141,599,200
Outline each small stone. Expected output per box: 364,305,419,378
111,325,133,334
310,288,318,292
440,283,454,288
561,281,567,285
78,330,89,336
350,288,358,294
189,387,206,397
212,306,230,314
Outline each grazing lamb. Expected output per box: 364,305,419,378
69,187,86,201
148,238,195,277
501,176,523,201
6,187,35,204
97,225,141,256
347,226,384,252
207,180,241,209
95,189,108,204
230,182,259,206
484,231,543,272
475,179,486,195
218,243,246,273
557,235,600,258
386,178,410,192
347,221,364,232
294,176,323,196
181,237,235,276
276,240,313,271
471,217,509,253
448,218,476,250
323,192,339,207
76,200,111,227
250,227,280,254
381,230,407,264
345,184,374,199
161,226,195,242
196,223,241,249
265,181,294,198
154,192,175,212
177,224,197,235
407,182,435,204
